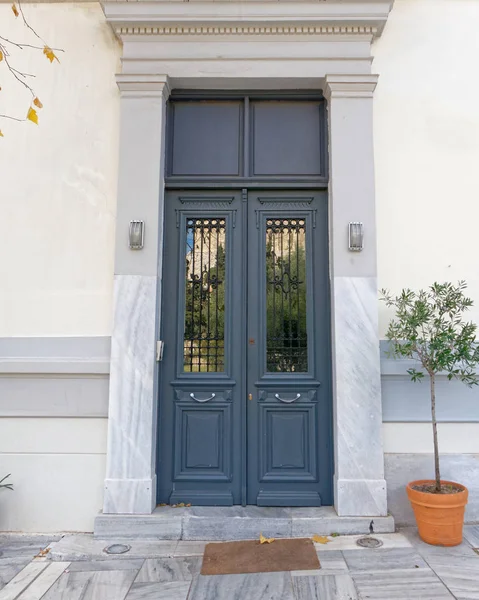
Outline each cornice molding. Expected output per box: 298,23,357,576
102,1,394,39
116,74,171,98
324,74,379,99
115,24,378,36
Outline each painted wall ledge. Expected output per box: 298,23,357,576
0,337,110,375
380,340,479,422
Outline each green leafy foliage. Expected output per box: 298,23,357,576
380,281,479,492
380,281,479,384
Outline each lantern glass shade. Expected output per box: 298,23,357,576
348,222,363,251
129,221,145,250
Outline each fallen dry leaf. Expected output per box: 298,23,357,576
312,535,330,544
0,130,3,138
12,4,19,17
0,51,3,62
259,533,275,544
33,97,43,109
34,548,50,558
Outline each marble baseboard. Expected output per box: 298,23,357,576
182,516,292,541
103,477,157,515
385,453,479,525
335,477,388,517
292,514,394,537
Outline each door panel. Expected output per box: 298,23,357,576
158,190,332,507
247,191,332,506
158,191,243,506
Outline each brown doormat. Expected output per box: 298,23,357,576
201,538,320,575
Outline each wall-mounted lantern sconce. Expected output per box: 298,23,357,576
129,220,145,250
348,222,364,252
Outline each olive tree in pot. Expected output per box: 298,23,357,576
381,281,479,546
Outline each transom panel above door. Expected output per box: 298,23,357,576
157,189,332,507
166,92,328,186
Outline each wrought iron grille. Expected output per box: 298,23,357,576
266,218,308,372
183,218,226,372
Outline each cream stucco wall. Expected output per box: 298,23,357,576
0,3,121,337
2,1,478,337
374,0,479,336
0,418,107,532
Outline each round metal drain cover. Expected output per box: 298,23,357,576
356,536,383,549
103,544,131,555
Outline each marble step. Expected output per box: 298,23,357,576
94,506,395,540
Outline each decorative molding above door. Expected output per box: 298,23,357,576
102,1,394,39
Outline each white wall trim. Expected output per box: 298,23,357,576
102,1,394,37
0,337,110,374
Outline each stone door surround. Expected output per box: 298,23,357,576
101,1,394,517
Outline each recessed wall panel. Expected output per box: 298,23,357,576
171,101,242,176
252,101,323,176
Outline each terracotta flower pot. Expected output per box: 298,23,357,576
406,480,468,546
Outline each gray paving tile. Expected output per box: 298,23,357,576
48,535,177,561
0,535,60,546
401,526,476,557
317,551,349,572
66,559,144,572
352,568,454,599
126,582,190,600
0,561,49,600
188,572,294,600
314,533,411,552
174,542,207,557
343,548,427,572
292,574,358,599
291,550,348,577
291,551,348,576
0,558,31,590
0,543,49,560
135,557,201,583
423,554,479,600
40,569,137,600
19,562,70,600
463,525,479,548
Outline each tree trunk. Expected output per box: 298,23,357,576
430,373,441,492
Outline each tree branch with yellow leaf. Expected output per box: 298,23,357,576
0,2,62,136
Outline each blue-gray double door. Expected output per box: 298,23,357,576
158,189,332,506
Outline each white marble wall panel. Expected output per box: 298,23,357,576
331,276,387,516
103,274,158,514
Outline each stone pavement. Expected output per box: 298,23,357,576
0,527,478,599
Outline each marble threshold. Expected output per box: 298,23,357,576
94,506,395,540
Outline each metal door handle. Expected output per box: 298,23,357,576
190,393,216,403
275,393,301,403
